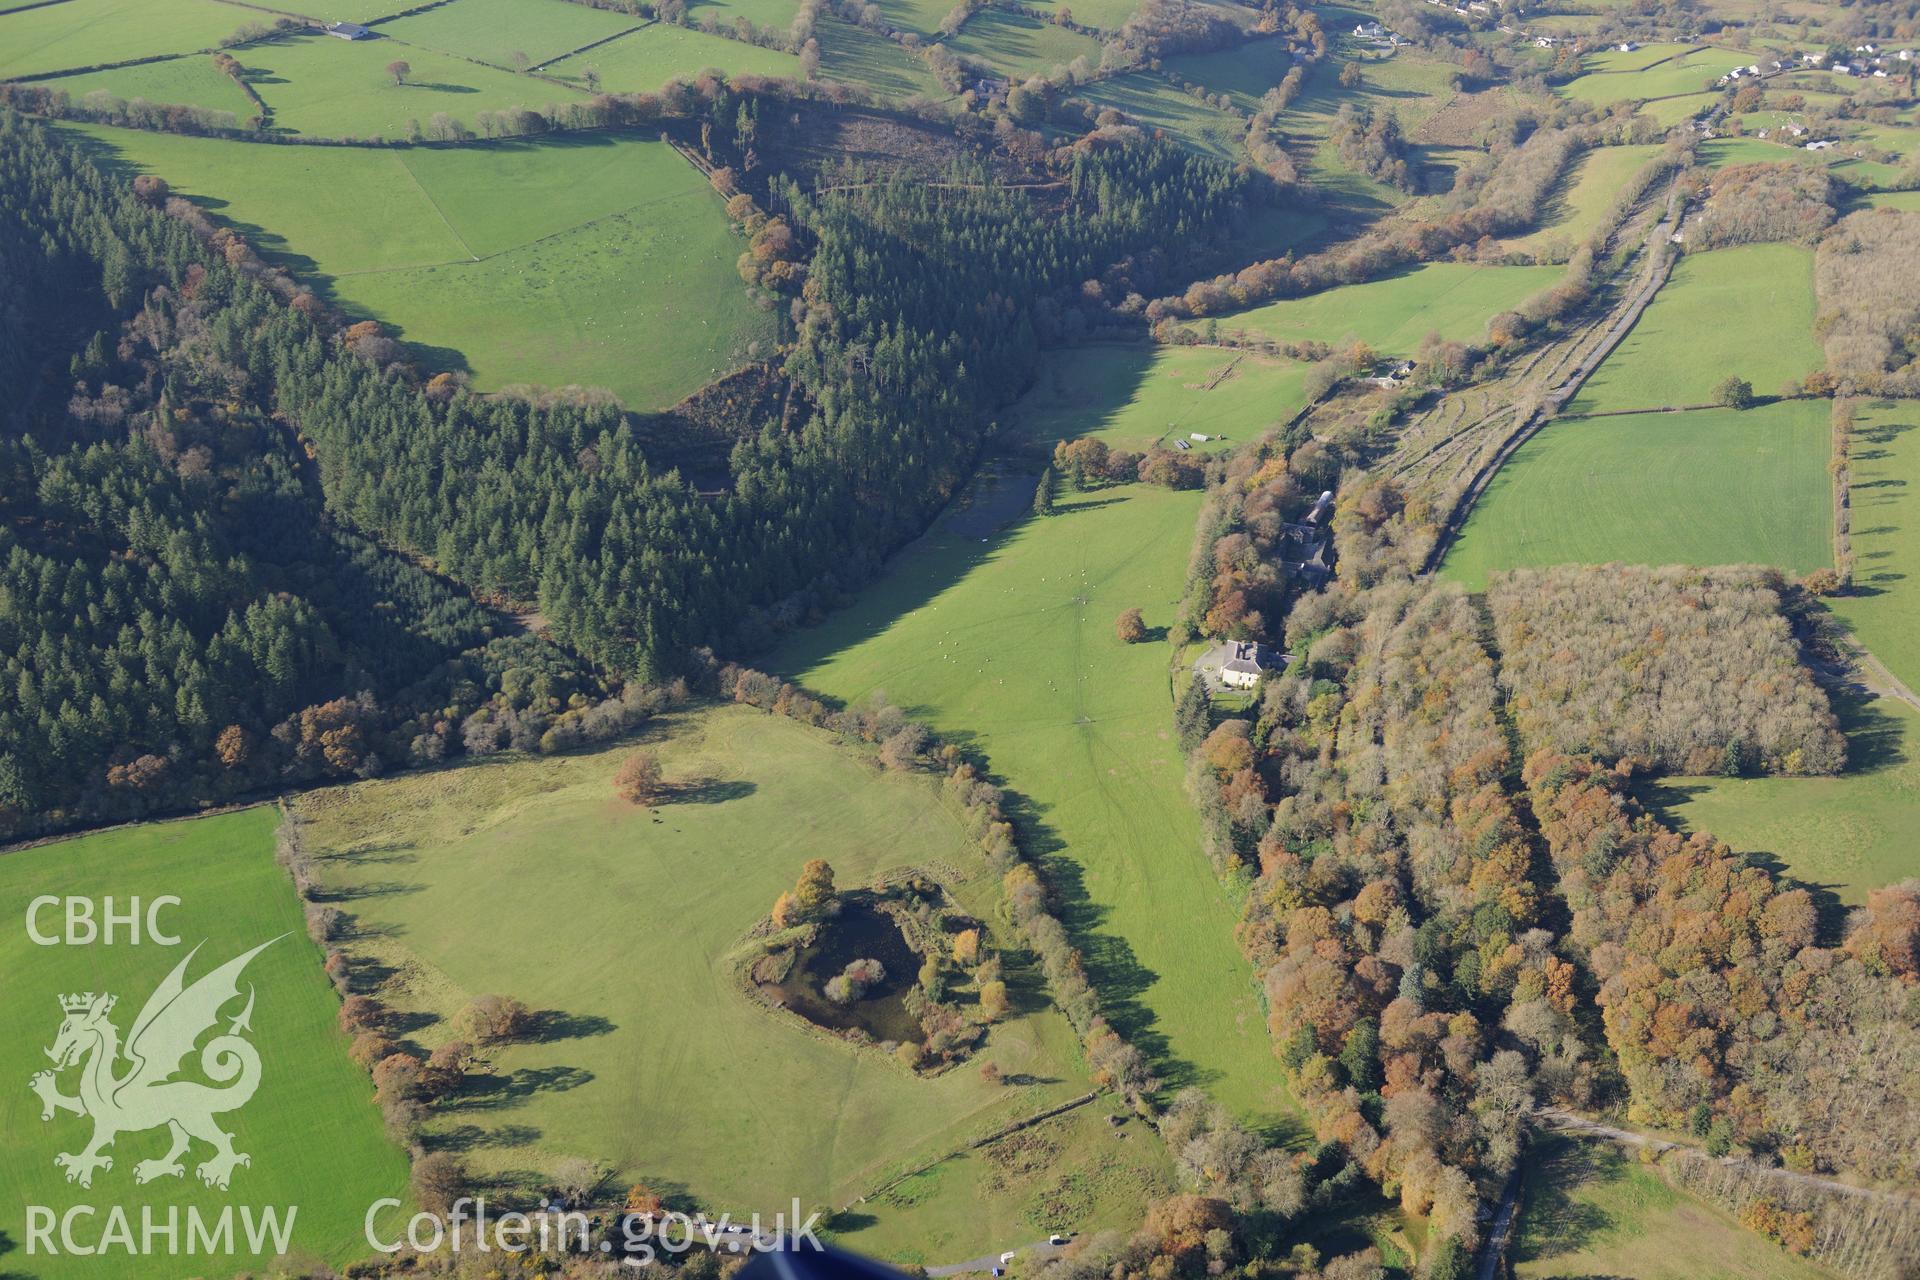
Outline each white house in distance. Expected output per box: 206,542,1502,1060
1353,20,1386,39
326,20,372,38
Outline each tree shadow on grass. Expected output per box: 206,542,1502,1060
425,1122,542,1153
526,1009,617,1043
1509,1135,1620,1266
451,1065,596,1112
668,777,756,806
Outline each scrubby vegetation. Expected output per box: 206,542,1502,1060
1487,566,1846,777
1684,161,1835,252
1815,207,1920,395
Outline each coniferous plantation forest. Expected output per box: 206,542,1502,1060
4,0,1920,1275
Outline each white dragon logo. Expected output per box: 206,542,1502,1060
28,938,280,1191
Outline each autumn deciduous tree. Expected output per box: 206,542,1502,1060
772,858,837,927
978,979,1009,1021
386,59,411,85
825,957,885,1003
412,1152,468,1216
1115,607,1146,643
1715,376,1756,409
625,1183,665,1217
338,994,385,1034
613,748,663,803
1847,879,1920,979
214,724,250,768
457,993,532,1042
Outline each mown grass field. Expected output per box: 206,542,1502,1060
39,54,259,119
1832,401,1920,690
239,33,585,139
0,808,410,1280
1512,1135,1829,1280
548,23,800,92
1648,691,1920,910
1502,143,1662,257
0,0,248,79
64,124,774,408
1015,344,1312,452
816,16,947,101
377,0,639,69
942,10,1104,80
294,705,1168,1257
1197,262,1560,354
1442,400,1832,590
1565,244,1821,413
773,427,1299,1134
1558,45,1749,104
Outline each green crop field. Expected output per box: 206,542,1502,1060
63,124,775,408
1503,144,1662,256
0,0,249,79
1442,401,1832,590
236,33,585,139
816,16,947,101
773,427,1299,1133
548,22,800,92
294,704,1170,1259
1512,1135,1829,1280
941,10,1103,80
1559,46,1748,103
1647,691,1920,910
377,0,639,69
1197,262,1560,354
37,54,259,120
0,808,410,1280
1565,244,1822,413
1015,344,1312,452
1832,401,1920,689
1074,75,1244,159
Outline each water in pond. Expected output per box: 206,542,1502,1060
766,901,922,1044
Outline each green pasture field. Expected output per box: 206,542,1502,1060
0,0,250,79
1831,402,1920,686
1637,91,1714,126
687,0,803,30
1701,134,1909,188
1270,45,1464,208
239,32,585,139
377,0,639,69
37,54,259,120
1013,0,1144,31
872,0,953,39
1512,1135,1829,1280
1196,262,1561,354
547,22,800,92
1648,690,1920,911
0,808,410,1280
1559,46,1748,104
941,10,1103,80
1565,243,1821,413
1015,344,1311,452
774,422,1300,1134
1580,41,1699,72
1162,34,1294,111
1502,144,1662,257
1074,74,1243,159
1442,400,1832,590
816,16,947,101
65,124,773,408
61,122,471,272
293,704,1170,1258
1866,188,1920,210
240,0,412,19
